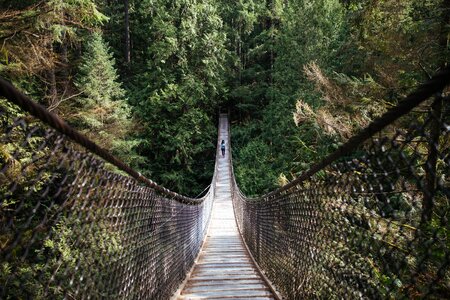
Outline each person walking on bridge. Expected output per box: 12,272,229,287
221,140,225,157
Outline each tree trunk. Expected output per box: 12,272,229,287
47,67,58,108
124,0,131,64
441,0,450,67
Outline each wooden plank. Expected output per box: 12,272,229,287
187,279,264,287
198,258,250,264
193,269,258,276
199,254,247,258
190,274,262,281
179,297,274,300
180,289,273,298
208,298,274,300
183,284,269,293
196,263,254,268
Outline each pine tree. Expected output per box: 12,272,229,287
123,0,229,195
0,0,107,107
73,32,142,164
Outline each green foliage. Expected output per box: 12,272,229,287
119,0,229,195
234,137,278,196
0,213,123,299
0,0,107,78
71,32,145,166
2,0,448,198
0,100,123,299
1,0,449,297
228,0,348,195
228,0,448,196
76,32,125,105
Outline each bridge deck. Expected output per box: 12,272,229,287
176,115,275,300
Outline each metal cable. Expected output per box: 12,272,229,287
0,77,197,204
0,82,220,298
231,69,450,299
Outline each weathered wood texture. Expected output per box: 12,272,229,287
177,115,275,300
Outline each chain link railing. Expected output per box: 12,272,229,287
0,78,217,299
231,68,450,299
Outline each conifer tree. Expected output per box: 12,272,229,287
125,0,228,195
73,32,141,164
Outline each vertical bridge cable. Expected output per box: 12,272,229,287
231,68,450,299
0,77,219,299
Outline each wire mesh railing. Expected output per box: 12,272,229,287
0,78,217,299
231,68,450,299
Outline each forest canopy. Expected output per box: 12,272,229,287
1,0,448,196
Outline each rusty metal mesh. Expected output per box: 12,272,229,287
0,98,215,299
232,95,449,298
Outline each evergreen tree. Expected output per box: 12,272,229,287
230,0,349,195
73,32,144,165
124,0,229,195
0,0,107,106
2,0,447,197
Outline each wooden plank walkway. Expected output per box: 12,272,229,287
176,115,275,300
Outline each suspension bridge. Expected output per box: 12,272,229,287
0,68,449,299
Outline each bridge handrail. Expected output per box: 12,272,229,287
0,77,221,299
230,67,450,299
236,67,450,201
0,77,200,204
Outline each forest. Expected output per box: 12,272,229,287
0,0,448,196
1,1,449,299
